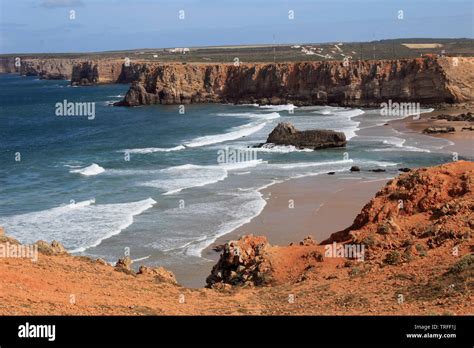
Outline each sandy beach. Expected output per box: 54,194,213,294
391,104,474,158
204,105,473,267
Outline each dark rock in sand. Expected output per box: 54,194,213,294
370,169,386,173
263,122,346,150
327,172,336,175
423,126,456,134
430,112,473,122
350,166,360,172
212,244,225,252
398,167,411,172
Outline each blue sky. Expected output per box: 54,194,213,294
0,0,472,53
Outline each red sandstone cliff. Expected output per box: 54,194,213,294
1,56,472,106
116,57,474,107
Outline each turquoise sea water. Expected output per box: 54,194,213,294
0,74,460,285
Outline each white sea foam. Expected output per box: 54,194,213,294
258,104,296,112
184,192,267,257
185,122,266,148
270,159,354,170
215,112,281,120
254,143,313,153
70,163,105,176
141,160,266,195
153,190,268,257
366,137,431,153
0,198,157,253
299,107,364,140
120,145,186,154
153,165,229,195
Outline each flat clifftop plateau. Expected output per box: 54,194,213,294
116,57,474,107
0,161,472,315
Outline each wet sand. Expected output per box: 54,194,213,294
205,174,390,249
391,106,473,159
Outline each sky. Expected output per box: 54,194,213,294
0,0,472,53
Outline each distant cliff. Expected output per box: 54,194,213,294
116,57,473,107
1,56,472,106
0,57,82,80
0,57,140,84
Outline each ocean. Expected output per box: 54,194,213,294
0,74,457,285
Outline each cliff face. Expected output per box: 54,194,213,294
0,57,142,84
70,60,128,85
116,57,473,106
2,56,472,106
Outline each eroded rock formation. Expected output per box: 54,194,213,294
263,122,346,150
2,56,472,106
116,57,474,107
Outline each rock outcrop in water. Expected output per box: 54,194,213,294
262,122,346,150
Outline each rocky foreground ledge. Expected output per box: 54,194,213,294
0,161,472,315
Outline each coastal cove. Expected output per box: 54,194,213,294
1,73,471,287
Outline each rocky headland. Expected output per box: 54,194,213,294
114,57,474,107
1,56,472,107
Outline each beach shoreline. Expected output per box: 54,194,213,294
202,104,473,269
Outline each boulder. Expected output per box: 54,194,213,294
51,240,67,254
350,166,360,172
137,266,177,285
0,227,20,245
114,82,158,106
206,235,273,288
115,256,132,272
263,122,346,150
299,235,318,246
95,258,109,266
430,112,473,122
35,240,68,255
423,126,455,134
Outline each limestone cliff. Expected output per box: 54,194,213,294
70,60,129,85
0,56,141,84
116,57,473,107
0,57,82,79
1,56,472,107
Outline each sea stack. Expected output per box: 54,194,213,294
263,122,347,150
